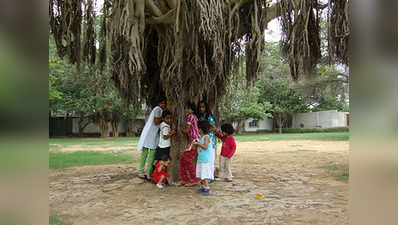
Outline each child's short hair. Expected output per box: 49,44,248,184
162,110,171,118
198,120,211,134
161,154,172,161
186,101,197,114
221,123,234,135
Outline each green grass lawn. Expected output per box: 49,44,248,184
49,151,137,169
49,137,139,151
49,132,348,169
49,137,140,169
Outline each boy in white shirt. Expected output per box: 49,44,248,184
153,110,175,171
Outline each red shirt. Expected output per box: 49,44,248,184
152,162,170,183
216,132,236,158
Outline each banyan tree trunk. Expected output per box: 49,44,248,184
112,121,119,137
99,119,110,138
125,118,135,137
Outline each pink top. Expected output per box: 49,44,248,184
186,114,201,150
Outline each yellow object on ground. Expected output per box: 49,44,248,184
255,193,264,199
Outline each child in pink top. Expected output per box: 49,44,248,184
176,102,201,187
215,123,236,182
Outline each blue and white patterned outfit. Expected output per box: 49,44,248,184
198,113,216,180
198,113,216,149
196,134,212,180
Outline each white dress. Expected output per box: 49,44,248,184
136,106,162,151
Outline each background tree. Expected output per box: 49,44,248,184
219,56,272,133
89,85,125,138
49,53,95,137
258,41,349,133
293,9,350,113
50,37,133,138
50,39,92,136
49,61,64,113
123,103,144,137
260,78,308,133
258,41,305,133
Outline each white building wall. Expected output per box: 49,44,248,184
292,110,348,128
244,118,273,132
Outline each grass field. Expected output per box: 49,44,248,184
49,137,139,151
49,151,137,169
49,132,348,169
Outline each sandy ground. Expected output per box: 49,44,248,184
49,140,349,224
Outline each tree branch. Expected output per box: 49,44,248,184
265,0,328,23
145,8,176,25
145,0,163,17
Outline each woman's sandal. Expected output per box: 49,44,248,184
138,174,146,179
184,182,200,187
176,181,188,187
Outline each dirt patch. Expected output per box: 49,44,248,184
49,140,349,224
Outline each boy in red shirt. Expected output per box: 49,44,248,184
152,154,172,188
215,123,236,182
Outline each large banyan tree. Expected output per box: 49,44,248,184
49,0,349,179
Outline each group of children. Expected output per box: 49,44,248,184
136,97,236,195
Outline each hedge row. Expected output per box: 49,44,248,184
256,129,272,134
272,127,349,133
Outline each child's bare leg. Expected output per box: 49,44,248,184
158,175,165,183
203,178,209,188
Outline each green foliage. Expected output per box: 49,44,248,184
256,129,271,134
258,42,309,129
321,164,349,181
341,103,349,112
49,213,60,225
49,35,144,137
295,64,349,112
49,37,97,116
49,73,63,101
260,78,309,127
49,212,69,225
339,170,349,181
238,101,272,121
219,57,272,123
220,40,349,131
322,164,338,170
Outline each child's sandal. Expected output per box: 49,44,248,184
184,182,200,187
176,181,188,187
